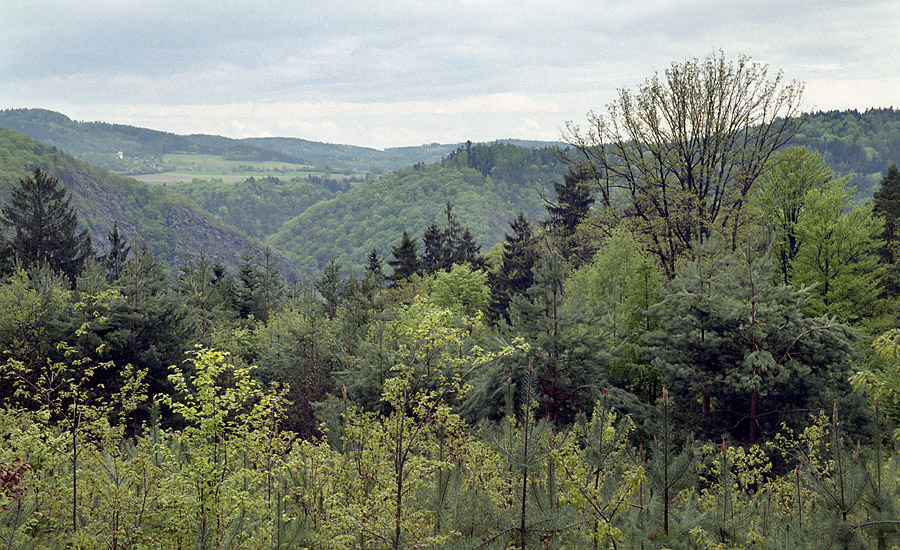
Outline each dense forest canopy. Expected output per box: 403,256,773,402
2,53,900,548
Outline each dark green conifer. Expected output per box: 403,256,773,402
489,212,537,322
100,221,131,283
388,231,420,284
874,163,900,295
0,167,93,284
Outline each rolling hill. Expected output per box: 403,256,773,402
0,127,296,275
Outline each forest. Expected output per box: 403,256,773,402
2,54,900,549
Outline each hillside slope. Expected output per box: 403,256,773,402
793,107,900,197
267,143,566,273
0,127,295,274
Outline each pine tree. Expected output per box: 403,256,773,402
649,234,857,443
0,167,93,284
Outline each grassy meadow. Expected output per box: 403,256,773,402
132,152,343,184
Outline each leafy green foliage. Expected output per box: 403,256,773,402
791,180,884,322
169,175,345,240
754,146,837,284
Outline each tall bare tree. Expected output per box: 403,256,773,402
563,53,805,278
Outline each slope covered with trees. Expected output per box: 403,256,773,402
0,127,294,274
267,142,567,273
794,107,900,197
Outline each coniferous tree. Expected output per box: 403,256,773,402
546,170,595,237
388,231,420,284
508,255,610,424
874,163,900,296
235,248,283,321
176,252,225,345
99,222,131,283
453,227,485,269
364,247,385,288
489,212,538,323
315,256,349,320
649,234,858,443
421,222,446,274
545,169,595,268
104,245,190,397
0,167,93,284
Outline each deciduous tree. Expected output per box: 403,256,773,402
564,53,804,278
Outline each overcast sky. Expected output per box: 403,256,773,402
2,1,898,149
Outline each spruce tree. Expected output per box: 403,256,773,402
874,163,900,296
0,167,93,284
545,169,595,267
388,231,420,284
364,247,385,288
421,221,446,274
99,221,131,283
489,212,538,322
453,227,484,269
546,171,593,232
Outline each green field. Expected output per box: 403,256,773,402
132,153,335,184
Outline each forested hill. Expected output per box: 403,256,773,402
0,109,308,166
0,109,558,174
794,107,900,197
268,143,567,273
0,127,295,274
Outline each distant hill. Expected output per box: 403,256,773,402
0,109,560,175
267,142,567,273
167,175,348,241
0,127,296,275
0,109,308,172
793,107,900,198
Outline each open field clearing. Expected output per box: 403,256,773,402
131,153,339,183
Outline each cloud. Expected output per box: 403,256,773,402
2,1,898,147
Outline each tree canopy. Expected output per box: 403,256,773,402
564,52,805,277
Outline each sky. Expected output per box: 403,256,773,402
2,1,898,150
